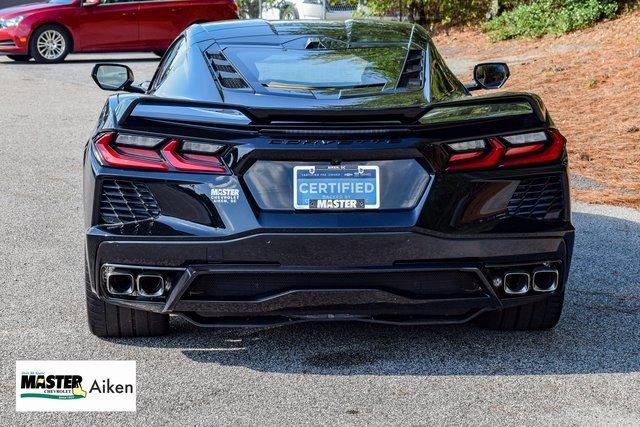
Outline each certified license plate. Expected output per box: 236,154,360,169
293,165,380,210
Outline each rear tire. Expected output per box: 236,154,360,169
474,293,564,330
6,54,31,62
29,24,71,63
85,262,169,337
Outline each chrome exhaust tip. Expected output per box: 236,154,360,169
106,271,135,295
503,272,531,295
532,268,559,292
136,273,164,297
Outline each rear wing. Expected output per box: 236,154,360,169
115,92,548,129
116,96,252,127
419,92,548,126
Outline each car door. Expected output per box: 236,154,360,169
75,0,140,52
137,0,190,50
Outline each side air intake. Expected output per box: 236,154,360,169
397,49,424,90
207,52,250,90
100,180,160,225
508,175,564,220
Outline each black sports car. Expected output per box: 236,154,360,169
84,19,574,337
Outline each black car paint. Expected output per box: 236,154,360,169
84,20,574,326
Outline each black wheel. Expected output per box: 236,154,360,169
29,24,71,63
85,262,169,337
6,54,31,62
153,50,166,58
474,293,564,330
280,6,298,20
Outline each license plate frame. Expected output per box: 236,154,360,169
293,165,380,210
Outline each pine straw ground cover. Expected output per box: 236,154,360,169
433,10,640,208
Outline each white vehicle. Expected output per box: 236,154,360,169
261,0,359,21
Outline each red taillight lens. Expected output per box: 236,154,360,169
445,130,566,172
447,138,506,172
161,139,226,173
93,132,227,174
500,130,566,168
95,133,168,171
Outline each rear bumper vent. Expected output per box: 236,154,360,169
508,175,564,220
184,269,484,301
99,180,160,225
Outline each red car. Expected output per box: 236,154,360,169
0,0,238,63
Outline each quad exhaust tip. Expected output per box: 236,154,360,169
106,271,135,295
136,274,165,297
104,268,165,297
503,272,531,295
532,268,559,293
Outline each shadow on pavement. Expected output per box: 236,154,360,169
111,211,640,376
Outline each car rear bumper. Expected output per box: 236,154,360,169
86,229,574,326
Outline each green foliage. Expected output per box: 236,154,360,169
427,0,493,25
238,0,633,39
363,0,495,25
483,0,623,41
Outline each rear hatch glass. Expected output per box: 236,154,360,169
223,46,407,91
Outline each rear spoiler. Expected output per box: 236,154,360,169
116,96,253,127
115,92,547,128
419,92,548,125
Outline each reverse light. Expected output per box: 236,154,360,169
503,132,547,145
181,140,225,154
447,139,486,152
445,130,566,172
93,133,228,174
115,134,164,148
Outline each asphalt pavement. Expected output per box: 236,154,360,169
1,53,639,425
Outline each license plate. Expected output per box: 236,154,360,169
293,165,380,210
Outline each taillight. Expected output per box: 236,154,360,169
500,130,566,168
447,138,506,172
445,130,566,172
161,140,226,173
93,132,228,174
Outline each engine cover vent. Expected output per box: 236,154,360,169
207,51,250,90
397,49,424,90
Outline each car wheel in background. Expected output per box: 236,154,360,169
280,6,298,20
29,24,71,64
6,54,31,62
85,262,169,337
474,293,564,330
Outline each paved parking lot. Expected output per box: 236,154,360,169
1,54,639,425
